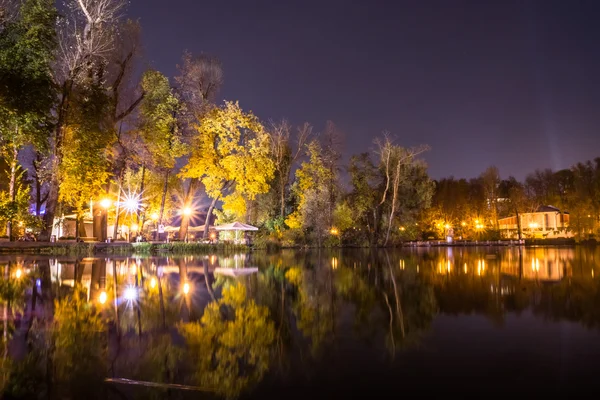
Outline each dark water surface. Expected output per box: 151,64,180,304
2,246,600,399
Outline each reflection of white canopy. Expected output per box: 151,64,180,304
215,222,258,231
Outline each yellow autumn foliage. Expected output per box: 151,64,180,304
181,101,274,220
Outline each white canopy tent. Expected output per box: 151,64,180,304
215,222,258,244
214,222,258,232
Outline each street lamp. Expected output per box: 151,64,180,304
182,282,190,295
100,198,112,209
98,291,107,305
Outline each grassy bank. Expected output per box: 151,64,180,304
0,241,250,255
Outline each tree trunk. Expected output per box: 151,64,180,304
3,265,8,357
203,196,219,239
33,151,47,217
136,164,146,232
384,164,402,246
178,178,197,241
6,144,18,241
515,207,522,240
41,80,74,241
280,177,286,218
113,178,122,240
158,170,170,232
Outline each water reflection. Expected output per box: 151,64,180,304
1,247,600,398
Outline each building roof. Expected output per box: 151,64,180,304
536,205,561,213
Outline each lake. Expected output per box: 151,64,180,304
2,246,600,399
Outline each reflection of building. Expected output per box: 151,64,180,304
499,247,573,281
498,205,572,239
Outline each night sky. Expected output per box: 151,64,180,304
128,0,600,181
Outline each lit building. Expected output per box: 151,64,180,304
498,205,572,239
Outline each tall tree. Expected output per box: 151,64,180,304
285,140,333,246
480,165,501,229
268,120,312,219
182,101,274,238
138,70,184,233
376,135,431,245
174,51,223,240
41,0,128,240
0,0,57,239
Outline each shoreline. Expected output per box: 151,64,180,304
0,238,594,255
0,241,250,255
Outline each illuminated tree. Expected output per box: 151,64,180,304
58,69,112,235
376,135,432,245
138,70,184,228
285,140,333,246
0,0,57,239
41,0,130,239
181,101,274,237
175,51,223,240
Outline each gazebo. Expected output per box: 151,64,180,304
214,222,258,244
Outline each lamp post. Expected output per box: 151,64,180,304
151,212,159,242
93,198,111,242
182,207,192,242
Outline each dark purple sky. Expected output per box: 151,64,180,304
128,0,600,181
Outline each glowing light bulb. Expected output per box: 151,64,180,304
183,282,190,295
99,198,112,209
15,269,22,279
98,291,107,305
150,277,157,289
124,286,137,301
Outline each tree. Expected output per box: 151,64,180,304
267,120,312,219
285,140,333,246
138,70,184,232
376,135,431,245
347,152,380,244
480,165,501,229
58,67,112,235
0,0,57,239
174,51,223,240
181,101,274,238
41,0,128,240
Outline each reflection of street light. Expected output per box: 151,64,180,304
98,291,107,305
124,286,137,301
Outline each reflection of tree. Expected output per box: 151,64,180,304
379,252,437,355
179,283,275,399
532,278,600,328
285,265,335,355
51,285,107,398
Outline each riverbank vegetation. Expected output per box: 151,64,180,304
0,0,599,247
